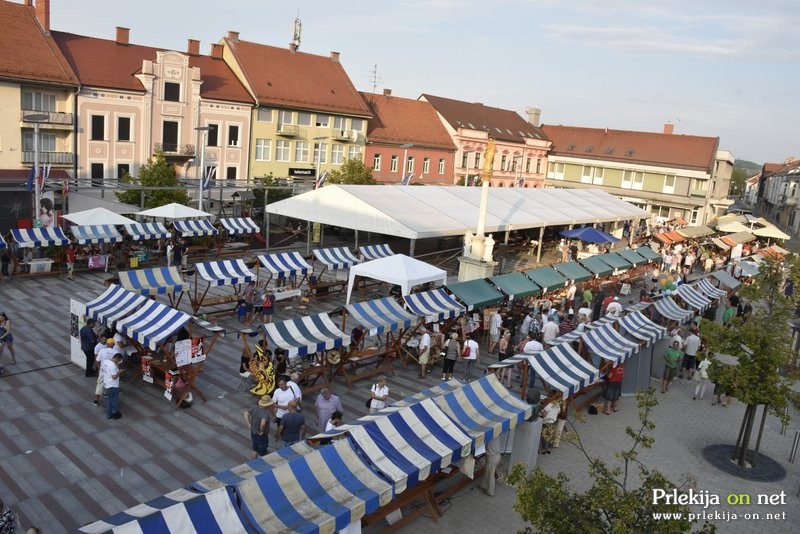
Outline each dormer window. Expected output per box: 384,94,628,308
164,82,180,102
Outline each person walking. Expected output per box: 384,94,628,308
693,356,711,401
602,363,625,414
315,387,343,430
101,354,124,420
65,244,76,281
245,395,275,459
368,376,389,414
461,334,479,382
441,333,460,381
276,400,306,447
79,318,98,377
261,288,275,324
243,281,256,326
662,340,683,393
0,313,17,369
488,310,502,354
479,432,506,497
497,331,513,387
417,326,431,379
680,329,702,380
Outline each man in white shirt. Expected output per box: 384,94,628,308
605,297,623,317
101,354,123,420
523,336,544,354
462,334,480,382
418,327,431,379
520,312,534,338
681,330,702,379
93,338,117,407
488,310,503,353
578,306,593,321
272,378,298,427
541,317,559,347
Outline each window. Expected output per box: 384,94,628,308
207,124,219,147
315,143,328,164
91,163,104,187
438,159,445,174
351,118,364,132
348,146,361,160
297,112,311,127
275,140,290,162
525,158,531,173
333,116,346,130
462,152,469,169
535,158,541,174
373,154,382,171
316,114,329,127
632,172,644,190
255,139,271,161
23,132,55,152
279,110,293,125
162,121,178,151
474,153,481,169
117,117,131,141
294,141,309,163
581,166,593,184
257,108,273,122
663,175,675,194
332,144,344,164
592,167,603,185
117,164,130,180
547,162,565,180
91,115,105,141
390,155,399,172
406,156,415,173
226,167,237,181
500,155,507,171
22,91,56,111
228,125,239,146
423,158,430,174
164,82,180,102
690,178,708,192
690,209,699,224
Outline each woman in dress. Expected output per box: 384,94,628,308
0,312,16,368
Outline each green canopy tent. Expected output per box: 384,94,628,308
616,249,648,266
635,246,661,263
597,252,632,272
524,266,567,293
489,272,541,300
554,261,594,283
578,255,614,277
446,279,505,311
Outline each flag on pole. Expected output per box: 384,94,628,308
26,166,35,192
314,171,329,189
202,166,216,190
400,172,414,186
39,164,51,190
63,179,70,196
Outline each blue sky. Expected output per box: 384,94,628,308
50,0,798,165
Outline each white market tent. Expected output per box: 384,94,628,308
346,254,447,304
266,185,650,241
62,207,136,226
136,203,212,220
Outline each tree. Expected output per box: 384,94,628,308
115,152,191,208
326,157,376,185
701,255,800,467
507,389,715,533
455,175,483,186
252,173,293,206
728,168,747,198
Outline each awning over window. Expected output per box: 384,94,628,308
358,244,395,261
264,313,350,357
446,279,505,311
195,259,256,286
117,267,184,296
490,272,541,299
11,227,69,247
219,217,259,235
124,222,171,241
345,297,418,336
173,219,218,237
579,255,614,277
618,311,667,346
256,252,312,278
313,246,360,270
70,225,124,244
553,261,593,282
403,288,466,323
524,266,567,293
616,249,647,266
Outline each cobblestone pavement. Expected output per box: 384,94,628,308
0,257,798,533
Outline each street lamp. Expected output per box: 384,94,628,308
194,126,212,212
24,113,49,227
462,148,475,187
400,143,414,181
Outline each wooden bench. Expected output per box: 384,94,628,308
308,279,346,297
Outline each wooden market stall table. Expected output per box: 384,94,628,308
335,345,395,389
190,259,257,314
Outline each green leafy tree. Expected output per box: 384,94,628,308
115,152,191,208
728,168,747,198
455,174,483,186
508,389,715,534
252,173,293,206
326,157,376,185
701,255,800,467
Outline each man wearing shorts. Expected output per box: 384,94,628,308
418,327,431,379
662,340,683,393
488,310,502,353
681,329,702,380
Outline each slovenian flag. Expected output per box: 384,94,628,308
202,166,216,190
400,172,414,186
26,166,35,192
314,171,329,189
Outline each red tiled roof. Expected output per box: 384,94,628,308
0,1,77,86
762,160,800,177
420,94,546,144
359,92,455,150
541,125,718,172
52,32,253,103
224,38,370,117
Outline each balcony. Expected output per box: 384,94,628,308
332,129,353,142
276,124,299,137
20,109,74,126
154,143,195,156
21,151,74,165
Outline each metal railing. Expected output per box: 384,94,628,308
21,151,74,164
276,124,300,137
20,109,73,125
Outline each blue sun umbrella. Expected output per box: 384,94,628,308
560,226,620,244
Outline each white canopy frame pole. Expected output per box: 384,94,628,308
537,226,545,263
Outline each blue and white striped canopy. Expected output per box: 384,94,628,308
550,328,583,345
312,398,472,494
345,297,417,336
235,439,393,534
624,301,652,313
676,284,711,311
0,233,6,249
117,266,184,296
116,298,193,351
313,246,360,270
70,225,123,245
85,284,148,324
11,227,69,247
265,313,350,357
192,442,315,493
694,278,727,300
403,288,466,323
582,324,640,363
220,217,259,235
359,244,395,261
173,219,218,237
76,487,247,534
490,345,600,398
195,259,256,286
124,222,171,241
618,311,667,346
550,314,619,346
390,380,463,406
653,296,693,322
257,252,312,278
588,314,620,330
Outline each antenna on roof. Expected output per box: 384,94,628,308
369,64,381,94
289,12,302,52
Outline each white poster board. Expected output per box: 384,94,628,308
69,299,87,369
174,338,191,367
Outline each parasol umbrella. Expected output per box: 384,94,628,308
560,226,620,243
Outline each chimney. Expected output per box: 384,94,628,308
383,88,392,97
187,39,200,56
289,43,298,53
35,0,50,33
210,43,223,59
115,26,130,45
663,122,674,135
227,31,239,42
330,51,340,62
525,106,542,127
